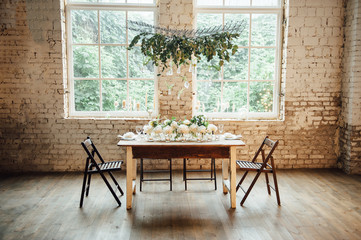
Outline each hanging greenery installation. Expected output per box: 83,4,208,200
127,20,246,75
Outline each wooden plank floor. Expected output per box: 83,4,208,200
0,169,361,240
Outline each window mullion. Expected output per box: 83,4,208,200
98,10,103,112
247,13,252,114
126,11,130,112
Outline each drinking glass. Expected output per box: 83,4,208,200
218,124,224,134
136,125,143,141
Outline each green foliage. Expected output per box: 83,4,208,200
127,31,240,74
190,115,209,127
74,80,100,111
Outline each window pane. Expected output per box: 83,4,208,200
129,80,155,111
252,0,279,6
249,82,274,112
225,14,249,46
101,46,126,78
197,0,222,5
250,48,275,80
196,14,223,80
100,11,126,44
75,80,100,111
224,48,248,80
197,82,221,112
73,46,99,78
225,0,250,6
128,11,154,44
129,47,154,78
197,13,222,30
102,80,127,111
251,14,277,46
71,10,98,44
197,58,220,81
223,82,248,112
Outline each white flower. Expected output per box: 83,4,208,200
153,125,163,134
178,124,190,134
198,125,207,134
207,124,217,133
183,119,191,125
171,121,178,129
163,119,171,126
189,124,198,134
163,125,173,135
143,125,153,135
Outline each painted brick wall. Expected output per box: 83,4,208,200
0,0,347,172
339,0,361,174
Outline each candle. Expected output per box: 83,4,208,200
122,100,126,109
145,92,148,109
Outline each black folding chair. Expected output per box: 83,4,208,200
80,137,124,207
236,136,280,206
183,158,217,190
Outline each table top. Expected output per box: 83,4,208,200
117,138,246,147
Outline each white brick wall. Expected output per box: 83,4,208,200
339,0,361,174
0,0,348,172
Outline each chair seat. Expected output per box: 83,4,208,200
88,160,123,173
236,160,272,172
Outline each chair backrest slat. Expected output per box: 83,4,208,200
254,136,278,170
264,138,276,148
83,138,92,148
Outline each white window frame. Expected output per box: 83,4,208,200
193,0,283,120
65,1,158,118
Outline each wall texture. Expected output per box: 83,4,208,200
339,0,361,174
0,0,351,172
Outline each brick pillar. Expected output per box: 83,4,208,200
339,0,361,174
157,0,194,120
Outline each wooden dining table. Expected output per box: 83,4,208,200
117,138,246,210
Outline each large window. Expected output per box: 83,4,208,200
66,0,156,118
194,0,282,120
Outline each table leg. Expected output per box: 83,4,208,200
222,159,229,194
133,158,137,194
126,146,133,210
230,146,237,208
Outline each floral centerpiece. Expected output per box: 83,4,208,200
142,115,217,142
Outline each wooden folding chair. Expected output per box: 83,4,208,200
236,136,280,206
80,137,124,207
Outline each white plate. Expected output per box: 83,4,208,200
121,137,136,141
225,137,235,140
225,134,242,140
